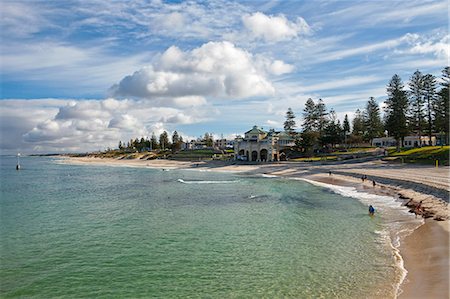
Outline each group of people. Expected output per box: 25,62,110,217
361,175,377,187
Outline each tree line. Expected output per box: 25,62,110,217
283,67,449,153
117,132,215,153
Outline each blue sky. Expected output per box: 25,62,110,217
0,0,448,153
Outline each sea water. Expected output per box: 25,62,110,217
0,156,421,298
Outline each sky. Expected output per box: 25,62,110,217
0,0,448,154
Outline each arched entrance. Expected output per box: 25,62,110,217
251,151,258,161
260,149,268,161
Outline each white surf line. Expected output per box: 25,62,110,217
177,178,239,184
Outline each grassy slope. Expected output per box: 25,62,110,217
387,146,449,165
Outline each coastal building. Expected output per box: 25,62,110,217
183,140,208,150
214,139,234,150
234,126,296,161
371,137,396,147
372,135,436,148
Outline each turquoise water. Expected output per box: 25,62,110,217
1,156,400,298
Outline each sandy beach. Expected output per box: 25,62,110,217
63,156,449,298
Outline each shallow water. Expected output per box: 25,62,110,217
0,156,418,298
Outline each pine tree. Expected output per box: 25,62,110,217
299,131,319,156
343,114,350,145
435,67,450,145
204,133,214,147
321,109,341,147
172,131,181,152
422,74,437,144
150,133,159,150
159,131,169,150
352,109,365,136
302,98,316,132
364,97,383,142
385,74,409,151
283,107,296,136
408,70,425,145
316,99,328,136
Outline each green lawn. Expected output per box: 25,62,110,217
169,149,231,161
387,146,449,165
291,156,338,162
329,147,376,155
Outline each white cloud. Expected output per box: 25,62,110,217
0,1,52,38
111,41,278,100
408,34,449,59
108,114,141,131
266,119,282,128
0,97,218,153
160,12,185,30
1,42,151,93
268,60,295,75
255,55,295,75
70,0,249,42
21,100,124,149
55,101,111,120
300,76,382,93
172,96,207,107
242,12,311,42
321,1,447,29
162,113,197,124
0,99,67,152
302,32,447,66
368,1,448,26
149,122,167,137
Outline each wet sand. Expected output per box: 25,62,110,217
399,220,449,299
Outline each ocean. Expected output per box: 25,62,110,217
0,156,422,298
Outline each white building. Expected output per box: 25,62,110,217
183,140,208,150
234,126,296,161
372,135,436,148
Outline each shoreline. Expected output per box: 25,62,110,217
60,156,449,298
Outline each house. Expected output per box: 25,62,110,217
371,137,397,147
234,126,296,162
214,139,234,149
182,140,208,150
403,135,436,147
372,135,436,148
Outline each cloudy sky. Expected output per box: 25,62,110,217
0,0,448,154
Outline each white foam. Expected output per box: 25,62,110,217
260,174,279,178
298,178,411,215
177,178,239,184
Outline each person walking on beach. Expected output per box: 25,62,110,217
415,201,423,218
369,205,375,216
372,180,376,187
